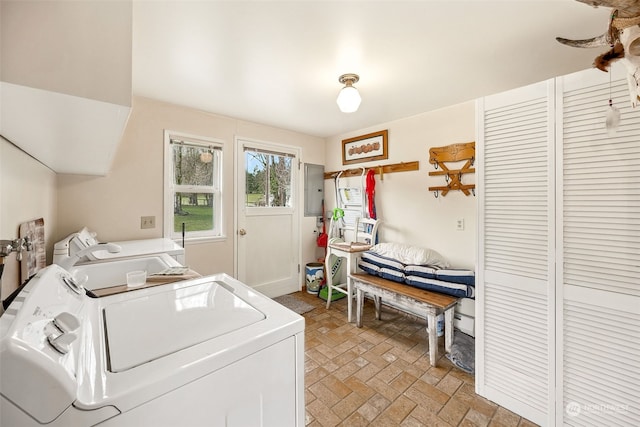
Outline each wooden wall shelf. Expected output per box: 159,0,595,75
324,161,419,181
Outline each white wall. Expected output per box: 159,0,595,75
1,95,474,300
56,96,325,278
1,0,132,106
0,137,57,299
325,102,476,269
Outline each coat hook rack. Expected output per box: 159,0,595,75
428,142,475,197
324,160,419,180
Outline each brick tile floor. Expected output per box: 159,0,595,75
294,290,538,427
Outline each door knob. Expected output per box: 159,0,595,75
239,229,247,236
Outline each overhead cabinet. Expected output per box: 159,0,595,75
476,64,640,427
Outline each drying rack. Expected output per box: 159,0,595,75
330,169,367,238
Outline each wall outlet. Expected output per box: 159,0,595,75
141,216,156,229
456,218,465,231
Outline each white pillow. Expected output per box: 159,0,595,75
370,242,450,268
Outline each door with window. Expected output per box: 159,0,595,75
236,138,300,297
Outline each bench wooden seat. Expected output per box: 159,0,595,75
350,273,459,367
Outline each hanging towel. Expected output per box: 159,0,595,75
317,200,328,248
366,169,376,219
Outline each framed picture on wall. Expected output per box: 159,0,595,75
342,130,388,165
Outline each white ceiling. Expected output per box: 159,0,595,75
132,0,611,138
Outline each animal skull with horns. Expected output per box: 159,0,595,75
557,0,640,107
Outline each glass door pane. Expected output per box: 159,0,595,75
245,150,293,207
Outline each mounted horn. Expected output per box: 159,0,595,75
556,33,611,48
556,6,619,48
557,1,640,106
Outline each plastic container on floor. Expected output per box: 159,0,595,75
305,262,323,294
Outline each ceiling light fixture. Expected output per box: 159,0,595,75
336,73,361,113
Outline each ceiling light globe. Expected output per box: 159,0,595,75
336,86,361,113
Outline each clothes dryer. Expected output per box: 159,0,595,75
53,227,185,265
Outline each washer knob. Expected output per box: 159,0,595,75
53,312,80,333
62,275,83,294
47,332,77,354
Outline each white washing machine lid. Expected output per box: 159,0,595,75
88,238,184,260
104,280,265,372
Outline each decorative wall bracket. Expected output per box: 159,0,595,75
428,142,476,197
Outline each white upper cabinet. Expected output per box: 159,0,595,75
0,1,132,176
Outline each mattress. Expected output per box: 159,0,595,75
360,251,405,272
358,250,475,299
404,264,437,279
405,275,474,298
379,268,406,283
434,269,475,286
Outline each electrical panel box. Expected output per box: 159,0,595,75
304,163,324,217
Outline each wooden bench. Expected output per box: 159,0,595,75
350,273,459,367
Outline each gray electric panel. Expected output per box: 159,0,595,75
304,163,324,216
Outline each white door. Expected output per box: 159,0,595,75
557,65,640,427
476,79,556,426
235,138,300,297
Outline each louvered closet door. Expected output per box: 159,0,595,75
558,66,640,426
476,80,555,426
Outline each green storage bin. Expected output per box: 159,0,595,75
318,285,346,301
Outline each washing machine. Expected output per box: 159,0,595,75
0,264,305,426
53,227,186,266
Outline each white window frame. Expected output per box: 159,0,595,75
163,130,225,243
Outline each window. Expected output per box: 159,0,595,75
164,131,224,241
244,147,294,208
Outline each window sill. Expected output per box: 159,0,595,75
171,235,227,246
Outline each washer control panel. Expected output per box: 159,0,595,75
46,311,81,354
0,264,89,423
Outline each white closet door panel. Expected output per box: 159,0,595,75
482,277,550,421
561,70,640,297
558,65,640,426
483,98,549,280
477,79,555,426
482,87,551,281
562,286,640,426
